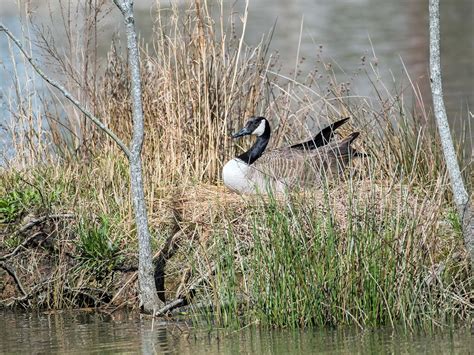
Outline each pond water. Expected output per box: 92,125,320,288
0,310,472,354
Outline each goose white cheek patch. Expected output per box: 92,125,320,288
252,120,266,136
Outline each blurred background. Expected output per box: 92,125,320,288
1,0,472,151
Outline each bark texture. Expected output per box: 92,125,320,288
113,0,163,312
429,0,473,268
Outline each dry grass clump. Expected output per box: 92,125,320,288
96,2,273,184
164,176,470,328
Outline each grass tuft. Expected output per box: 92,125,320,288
75,215,123,279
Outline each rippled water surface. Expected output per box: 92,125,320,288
0,310,472,354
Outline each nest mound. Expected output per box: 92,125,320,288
151,179,427,234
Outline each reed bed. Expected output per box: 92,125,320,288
0,0,472,329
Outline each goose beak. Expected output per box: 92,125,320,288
231,127,251,138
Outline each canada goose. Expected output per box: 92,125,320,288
222,116,361,194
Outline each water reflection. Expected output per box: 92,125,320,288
0,310,472,354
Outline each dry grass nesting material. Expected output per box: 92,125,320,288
148,179,433,236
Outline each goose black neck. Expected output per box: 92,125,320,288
237,124,271,165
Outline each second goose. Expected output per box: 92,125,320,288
222,116,361,194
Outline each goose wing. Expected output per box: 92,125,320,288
251,132,359,188
309,132,359,173
251,147,324,188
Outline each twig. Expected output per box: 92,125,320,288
1,214,75,261
0,232,42,261
154,265,217,317
0,23,131,158
0,261,27,297
1,274,62,306
113,265,138,272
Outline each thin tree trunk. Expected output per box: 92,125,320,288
429,0,473,269
113,0,163,312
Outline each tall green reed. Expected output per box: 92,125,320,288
204,178,470,329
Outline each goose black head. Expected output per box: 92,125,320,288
232,116,269,139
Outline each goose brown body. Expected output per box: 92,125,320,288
249,133,358,191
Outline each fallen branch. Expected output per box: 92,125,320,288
0,261,27,297
13,213,74,237
154,298,185,316
0,232,42,261
154,265,217,317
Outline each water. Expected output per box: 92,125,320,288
0,310,472,354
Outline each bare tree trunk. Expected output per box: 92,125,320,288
429,0,473,269
113,0,163,312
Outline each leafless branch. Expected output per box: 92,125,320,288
0,232,42,261
429,0,473,268
0,23,131,158
3,213,74,240
0,261,28,297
